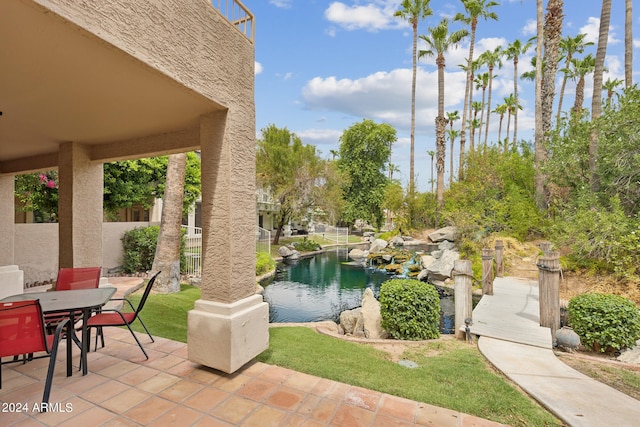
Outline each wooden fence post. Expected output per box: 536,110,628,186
495,240,504,277
481,248,494,295
539,241,553,256
537,251,560,338
453,259,473,341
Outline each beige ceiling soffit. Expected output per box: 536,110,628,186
0,153,59,176
90,126,201,163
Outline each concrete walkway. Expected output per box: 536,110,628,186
470,277,640,427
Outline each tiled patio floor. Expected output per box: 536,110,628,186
1,327,508,426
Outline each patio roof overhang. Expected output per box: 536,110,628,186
0,0,223,175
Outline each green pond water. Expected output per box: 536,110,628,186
262,246,455,333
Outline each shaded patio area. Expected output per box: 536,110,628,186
1,327,507,426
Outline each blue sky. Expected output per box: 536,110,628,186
248,0,639,192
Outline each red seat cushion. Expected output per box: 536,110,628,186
86,312,136,327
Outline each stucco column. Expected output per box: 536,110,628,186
0,175,15,265
188,112,268,374
57,142,103,268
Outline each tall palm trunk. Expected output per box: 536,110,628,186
459,24,477,180
409,19,418,200
590,0,612,193
512,56,519,148
484,65,495,146
534,0,544,209
478,84,487,146
625,0,633,87
152,153,187,294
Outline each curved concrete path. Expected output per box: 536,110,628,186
471,277,640,427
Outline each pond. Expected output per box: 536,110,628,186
262,246,455,333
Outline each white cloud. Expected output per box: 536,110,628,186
580,17,620,45
522,19,537,36
255,62,263,75
269,0,292,9
324,1,404,32
296,128,343,147
301,66,467,133
634,38,640,48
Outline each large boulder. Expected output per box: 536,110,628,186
278,246,294,258
429,226,458,243
369,238,388,253
339,308,364,336
361,288,388,339
426,249,460,281
389,235,405,247
348,248,367,260
420,255,435,269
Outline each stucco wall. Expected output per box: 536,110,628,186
14,222,150,285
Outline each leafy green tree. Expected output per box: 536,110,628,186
15,171,59,222
256,124,323,244
338,119,395,230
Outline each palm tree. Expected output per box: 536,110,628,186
625,0,633,88
557,34,593,124
503,93,521,152
427,150,435,193
474,72,490,146
446,110,460,186
541,0,563,138
419,17,468,222
454,0,499,180
493,103,508,145
468,118,482,150
470,100,483,151
534,0,544,209
478,46,503,146
395,0,432,208
505,38,532,145
329,149,339,161
603,77,623,105
568,54,595,114
446,128,460,185
590,0,612,193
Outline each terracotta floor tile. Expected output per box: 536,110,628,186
378,394,419,422
166,360,199,377
192,415,235,427
182,387,229,413
100,387,151,413
159,379,205,403
284,371,322,393
125,396,177,425
9,416,49,427
169,345,190,359
330,403,375,427
116,365,159,386
372,414,415,427
415,403,460,427
264,387,305,411
308,398,340,423
459,413,505,427
240,405,288,427
153,339,186,354
258,365,293,384
144,354,183,371
212,395,259,425
236,378,279,402
0,410,31,426
33,397,90,425
189,367,225,385
147,405,203,427
343,386,381,411
296,394,322,417
97,360,140,379
321,381,350,401
1,381,49,403
79,379,130,404
101,416,141,426
241,361,269,377
59,371,109,394
299,420,325,427
212,372,250,393
57,406,117,427
137,372,181,394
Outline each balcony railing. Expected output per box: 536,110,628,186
212,0,254,42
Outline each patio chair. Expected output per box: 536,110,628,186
45,267,102,348
86,271,160,359
0,300,69,410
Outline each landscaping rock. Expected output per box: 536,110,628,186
339,307,363,336
390,235,405,247
278,246,294,258
348,248,366,260
420,255,435,269
429,226,458,243
426,249,460,281
361,288,388,339
369,238,389,253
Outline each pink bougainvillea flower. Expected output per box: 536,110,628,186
39,174,47,182
46,180,56,188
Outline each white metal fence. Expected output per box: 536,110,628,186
312,224,349,244
256,226,271,254
181,225,271,278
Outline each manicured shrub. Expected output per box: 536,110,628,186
256,251,275,276
379,279,440,340
122,226,187,274
568,293,640,353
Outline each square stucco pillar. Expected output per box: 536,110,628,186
57,142,103,268
188,112,268,374
0,175,15,265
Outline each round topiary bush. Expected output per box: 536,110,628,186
568,293,640,353
378,278,440,340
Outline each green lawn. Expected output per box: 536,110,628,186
126,284,560,427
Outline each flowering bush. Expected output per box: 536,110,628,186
15,171,59,222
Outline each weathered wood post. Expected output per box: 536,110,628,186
537,250,561,339
453,259,473,341
495,240,504,277
481,248,494,295
539,241,553,256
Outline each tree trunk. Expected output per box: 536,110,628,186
590,0,611,193
625,0,633,88
512,56,519,147
459,22,477,181
534,0,545,210
484,66,494,146
152,153,187,294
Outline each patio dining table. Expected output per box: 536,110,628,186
1,287,116,376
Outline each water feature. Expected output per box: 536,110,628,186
262,246,456,333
